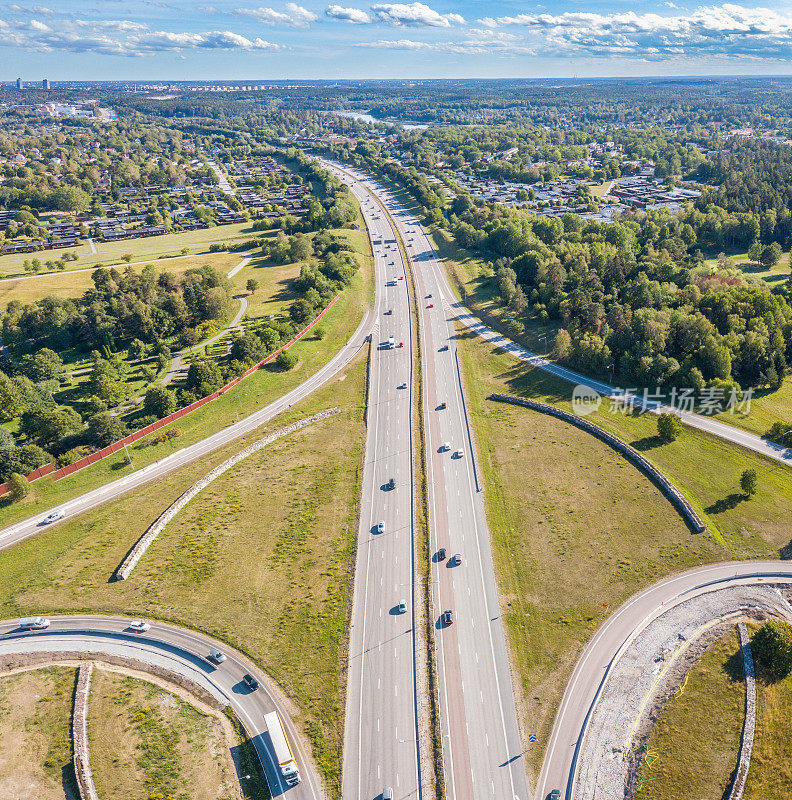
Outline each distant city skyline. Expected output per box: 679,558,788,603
3,1,792,80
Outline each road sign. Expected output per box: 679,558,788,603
528,733,537,743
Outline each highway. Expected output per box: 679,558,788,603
333,174,422,799
325,161,529,800
0,614,323,799
0,296,376,552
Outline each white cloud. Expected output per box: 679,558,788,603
371,2,464,27
327,2,463,27
233,3,317,27
326,4,372,23
475,3,792,60
0,17,281,56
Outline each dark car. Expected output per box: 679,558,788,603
548,791,561,800
387,477,396,490
441,609,453,626
438,402,446,410
440,344,449,351
437,547,446,561
242,673,259,691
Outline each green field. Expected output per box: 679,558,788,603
0,350,367,796
0,666,78,800
454,324,792,779
633,630,745,800
0,222,257,277
89,669,253,800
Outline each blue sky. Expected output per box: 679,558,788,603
4,0,792,80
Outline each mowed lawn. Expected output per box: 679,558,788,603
0,352,367,796
0,666,78,800
0,252,243,306
0,222,257,277
455,326,792,779
633,629,745,800
89,669,248,800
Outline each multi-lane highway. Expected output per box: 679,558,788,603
0,614,323,799
337,177,422,800
326,161,529,800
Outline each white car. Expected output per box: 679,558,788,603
128,620,151,633
440,442,450,452
453,449,465,459
209,648,227,663
19,616,50,630
375,520,385,533
42,510,64,524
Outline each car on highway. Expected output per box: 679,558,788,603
548,791,561,800
129,620,151,633
438,402,446,410
441,609,453,626
19,616,50,630
440,344,449,351
399,382,407,389
42,510,64,524
375,520,385,533
437,547,446,561
453,449,464,459
398,599,407,613
451,553,462,566
243,673,259,691
428,303,434,308
382,788,393,800
385,308,392,315
387,477,396,490
208,648,226,663
397,341,404,348
426,293,432,298
440,442,450,452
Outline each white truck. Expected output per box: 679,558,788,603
264,711,301,787
388,335,395,349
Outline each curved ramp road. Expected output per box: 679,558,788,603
333,172,422,799
324,161,529,800
0,302,375,553
0,615,323,799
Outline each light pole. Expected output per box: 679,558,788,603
538,334,547,356
606,362,615,384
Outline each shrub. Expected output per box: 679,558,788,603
657,413,682,443
7,472,29,501
752,621,792,681
275,350,297,371
56,445,93,467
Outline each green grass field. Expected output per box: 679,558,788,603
633,629,744,800
0,666,78,800
0,350,367,796
0,222,258,277
454,325,792,780
89,669,250,800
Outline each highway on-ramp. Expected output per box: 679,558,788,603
0,614,323,799
325,161,530,800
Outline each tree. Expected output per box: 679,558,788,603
276,350,297,371
0,444,50,481
143,386,176,419
751,621,792,681
21,348,63,382
246,278,260,294
86,412,126,448
186,359,223,396
7,472,29,502
657,413,682,443
121,253,134,263
760,242,783,269
740,468,758,496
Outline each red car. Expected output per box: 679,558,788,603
428,303,434,308
398,342,404,348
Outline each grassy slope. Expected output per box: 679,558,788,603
0,666,78,800
633,630,744,800
0,351,367,796
0,224,372,529
455,326,792,779
89,669,242,800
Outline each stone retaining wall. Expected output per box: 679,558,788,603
727,622,757,800
72,663,98,800
489,393,706,534
114,407,340,580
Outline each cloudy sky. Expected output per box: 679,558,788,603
4,0,792,80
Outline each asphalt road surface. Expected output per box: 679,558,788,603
0,614,323,799
0,299,376,552
326,162,529,800
327,170,422,800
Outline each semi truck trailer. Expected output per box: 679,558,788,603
264,711,301,788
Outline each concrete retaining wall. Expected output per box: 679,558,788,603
489,393,707,534
114,407,340,580
72,663,98,800
727,622,757,800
